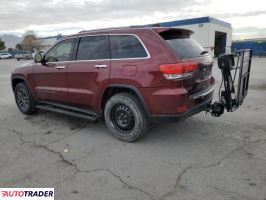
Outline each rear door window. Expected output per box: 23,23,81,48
76,36,109,60
161,32,206,59
109,35,148,59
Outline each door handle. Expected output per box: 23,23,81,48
94,64,107,68
55,66,65,69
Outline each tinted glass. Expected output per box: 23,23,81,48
77,36,109,60
161,33,205,59
110,35,147,59
44,39,75,62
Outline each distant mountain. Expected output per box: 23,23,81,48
0,34,22,49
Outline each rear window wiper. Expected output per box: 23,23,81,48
200,50,209,55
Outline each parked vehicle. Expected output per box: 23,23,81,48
14,51,32,60
11,27,215,142
0,53,13,59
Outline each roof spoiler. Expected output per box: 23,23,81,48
153,27,194,35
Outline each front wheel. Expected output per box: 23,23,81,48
14,83,38,115
104,93,149,142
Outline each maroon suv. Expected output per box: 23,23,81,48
11,27,215,142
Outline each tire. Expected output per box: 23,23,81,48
14,83,38,115
17,58,20,61
104,93,149,142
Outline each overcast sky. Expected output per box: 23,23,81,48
0,0,265,40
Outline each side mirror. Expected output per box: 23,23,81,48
35,53,43,63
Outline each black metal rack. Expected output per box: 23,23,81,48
209,49,252,116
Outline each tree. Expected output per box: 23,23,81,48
8,48,14,55
0,38,6,51
21,30,40,52
15,43,23,51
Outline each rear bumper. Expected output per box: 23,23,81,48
140,77,215,120
149,95,212,121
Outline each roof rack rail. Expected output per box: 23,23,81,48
129,25,148,28
129,24,161,28
77,24,164,33
78,26,130,33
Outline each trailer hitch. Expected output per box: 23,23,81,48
207,49,252,117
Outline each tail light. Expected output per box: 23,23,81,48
159,62,198,80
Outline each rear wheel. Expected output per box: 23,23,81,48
104,93,149,142
15,83,38,115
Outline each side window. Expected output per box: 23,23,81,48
109,35,148,59
76,36,109,60
44,39,75,62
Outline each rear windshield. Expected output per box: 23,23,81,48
160,32,206,59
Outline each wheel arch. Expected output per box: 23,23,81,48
11,76,35,97
11,76,27,91
100,84,150,115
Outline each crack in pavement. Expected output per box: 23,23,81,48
1,127,83,179
79,169,155,200
0,128,29,146
160,139,266,200
3,127,266,200
160,166,192,200
2,127,83,172
1,120,89,146
3,128,155,200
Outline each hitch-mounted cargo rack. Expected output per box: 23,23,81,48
208,49,252,117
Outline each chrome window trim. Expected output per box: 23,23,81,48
42,33,151,64
108,34,150,60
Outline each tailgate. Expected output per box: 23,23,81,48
182,55,214,94
157,28,215,94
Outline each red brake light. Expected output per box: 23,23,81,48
159,62,198,80
159,63,183,74
182,62,198,73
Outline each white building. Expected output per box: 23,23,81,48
37,17,232,57
153,16,232,57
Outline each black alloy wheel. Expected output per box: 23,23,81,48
16,87,30,112
14,83,38,115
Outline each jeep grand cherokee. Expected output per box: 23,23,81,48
11,27,214,142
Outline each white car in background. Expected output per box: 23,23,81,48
14,51,32,60
0,53,13,59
